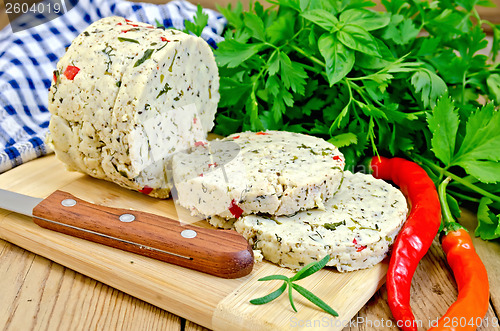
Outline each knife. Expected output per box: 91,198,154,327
0,188,254,278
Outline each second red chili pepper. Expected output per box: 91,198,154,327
369,156,442,331
427,177,489,331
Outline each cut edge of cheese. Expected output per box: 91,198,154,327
218,171,408,272
172,131,345,218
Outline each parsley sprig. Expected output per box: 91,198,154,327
250,255,338,316
419,96,500,238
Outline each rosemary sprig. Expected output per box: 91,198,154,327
249,255,338,316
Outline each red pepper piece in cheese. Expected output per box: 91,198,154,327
64,65,80,80
139,185,153,195
229,199,244,218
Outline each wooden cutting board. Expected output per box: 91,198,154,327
0,154,389,330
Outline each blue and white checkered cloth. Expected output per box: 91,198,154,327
0,0,226,173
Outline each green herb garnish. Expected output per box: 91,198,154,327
323,221,345,231
250,255,338,316
192,0,500,242
134,49,154,67
118,37,140,44
183,4,209,37
157,82,172,99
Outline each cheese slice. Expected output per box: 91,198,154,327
172,130,346,218
233,171,408,272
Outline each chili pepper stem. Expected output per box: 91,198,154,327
438,177,465,233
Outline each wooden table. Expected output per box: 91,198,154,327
1,1,500,330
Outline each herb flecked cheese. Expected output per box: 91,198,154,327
47,17,219,198
232,171,408,272
171,130,346,219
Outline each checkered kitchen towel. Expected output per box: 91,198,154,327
0,0,226,173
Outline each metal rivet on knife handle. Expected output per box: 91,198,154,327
181,229,197,239
31,190,254,278
61,199,77,207
119,213,136,223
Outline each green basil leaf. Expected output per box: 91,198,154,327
318,34,354,86
337,24,381,56
301,9,339,31
339,8,390,31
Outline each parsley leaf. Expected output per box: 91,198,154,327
454,103,500,183
427,96,459,165
475,197,500,240
183,5,209,37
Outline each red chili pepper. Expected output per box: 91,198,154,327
64,65,80,80
139,186,153,195
369,156,441,331
256,131,269,135
428,228,489,331
194,141,207,147
232,135,240,139
229,199,244,218
161,37,170,42
427,177,489,331
332,155,341,161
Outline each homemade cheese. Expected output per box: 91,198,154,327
47,17,219,198
171,130,346,219
233,171,408,272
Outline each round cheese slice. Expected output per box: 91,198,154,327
47,17,219,198
233,171,408,272
171,130,346,219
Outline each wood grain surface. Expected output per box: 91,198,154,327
0,155,391,331
1,155,499,331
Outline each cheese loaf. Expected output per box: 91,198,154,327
232,171,408,272
171,130,346,219
47,17,219,198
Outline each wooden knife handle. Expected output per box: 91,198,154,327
32,190,254,278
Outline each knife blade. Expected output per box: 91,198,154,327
0,188,253,278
